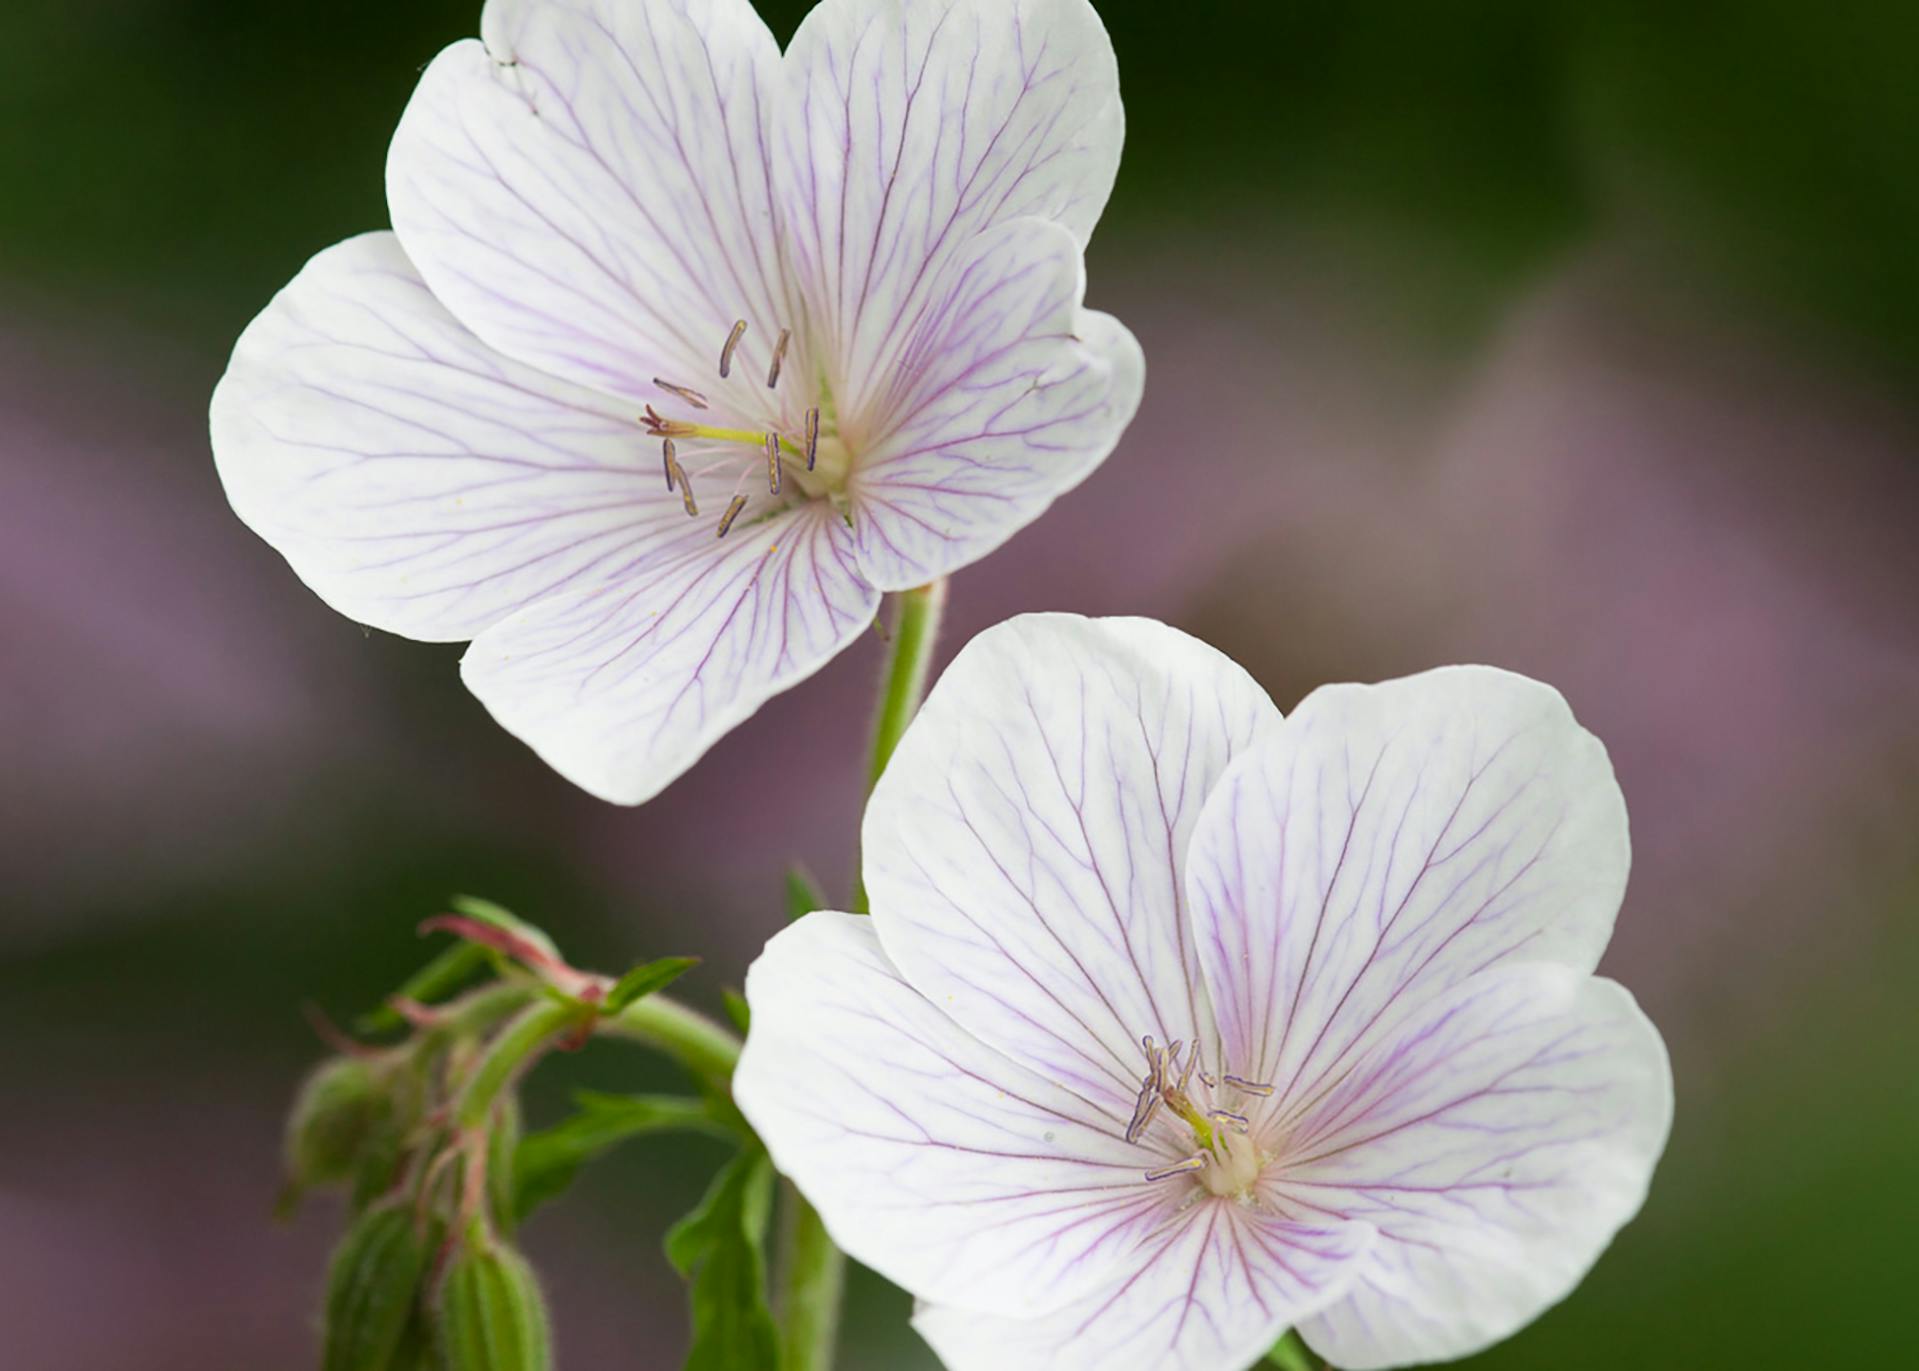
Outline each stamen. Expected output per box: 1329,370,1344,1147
719,319,748,378
1199,1071,1219,1090
766,328,791,388
1176,1042,1197,1093
661,438,677,492
1223,1075,1275,1097
765,432,783,495
804,407,820,470
652,378,709,410
1144,1154,1207,1183
1124,1080,1161,1145
717,494,748,538
1207,1108,1252,1134
673,459,698,518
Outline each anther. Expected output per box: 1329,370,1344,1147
652,378,709,410
804,407,820,470
1207,1109,1251,1134
1144,1154,1207,1183
719,319,748,379
765,432,783,495
1223,1075,1275,1097
661,438,677,492
717,494,748,538
673,458,698,518
1124,1080,1161,1145
1199,1071,1220,1090
766,328,791,388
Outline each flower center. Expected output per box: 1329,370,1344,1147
1125,1035,1275,1199
640,319,850,538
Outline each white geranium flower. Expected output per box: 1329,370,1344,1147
735,615,1673,1371
210,0,1140,803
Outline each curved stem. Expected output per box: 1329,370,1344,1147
456,996,583,1129
600,991,742,1089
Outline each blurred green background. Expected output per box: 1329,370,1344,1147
2,1,1914,1367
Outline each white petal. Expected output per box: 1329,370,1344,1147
845,219,1145,589
864,614,1280,1122
387,0,793,404
735,912,1187,1318
460,502,875,804
913,1202,1373,1371
1282,966,1673,1369
776,0,1124,425
209,231,690,642
1188,665,1629,1100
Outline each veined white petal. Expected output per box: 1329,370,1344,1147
388,0,795,406
776,0,1124,428
735,912,1185,1318
1283,966,1673,1370
460,501,875,804
210,231,691,642
1188,665,1630,1102
864,614,1280,1121
846,219,1144,590
913,1202,1373,1371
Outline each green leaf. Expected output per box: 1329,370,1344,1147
603,956,699,1013
785,866,827,921
721,988,750,1036
513,1092,723,1221
666,1149,778,1371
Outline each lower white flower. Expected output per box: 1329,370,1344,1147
734,614,1673,1370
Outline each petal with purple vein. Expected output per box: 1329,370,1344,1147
735,912,1184,1319
460,500,874,804
1278,965,1672,1370
210,231,689,643
865,614,1280,1122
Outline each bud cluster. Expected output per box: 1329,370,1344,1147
282,899,700,1371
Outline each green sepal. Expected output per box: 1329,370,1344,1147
513,1091,724,1222
784,866,827,921
1265,1329,1324,1370
433,1225,552,1371
666,1148,778,1371
721,988,750,1036
603,956,699,1013
321,1199,434,1371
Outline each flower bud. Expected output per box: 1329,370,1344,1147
485,1097,522,1235
433,1228,552,1371
286,1056,392,1198
321,1199,433,1371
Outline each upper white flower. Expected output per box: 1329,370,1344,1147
735,614,1673,1371
210,0,1141,803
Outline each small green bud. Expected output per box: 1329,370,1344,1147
286,1057,393,1199
321,1199,433,1371
434,1227,552,1371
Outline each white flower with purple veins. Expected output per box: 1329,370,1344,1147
209,0,1140,803
735,615,1673,1370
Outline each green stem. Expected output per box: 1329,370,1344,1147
851,578,949,914
775,1178,845,1371
456,996,584,1129
600,992,742,1090
773,578,948,1371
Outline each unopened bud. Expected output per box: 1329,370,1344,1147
434,1227,552,1371
321,1199,433,1371
285,1057,392,1202
485,1097,523,1236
